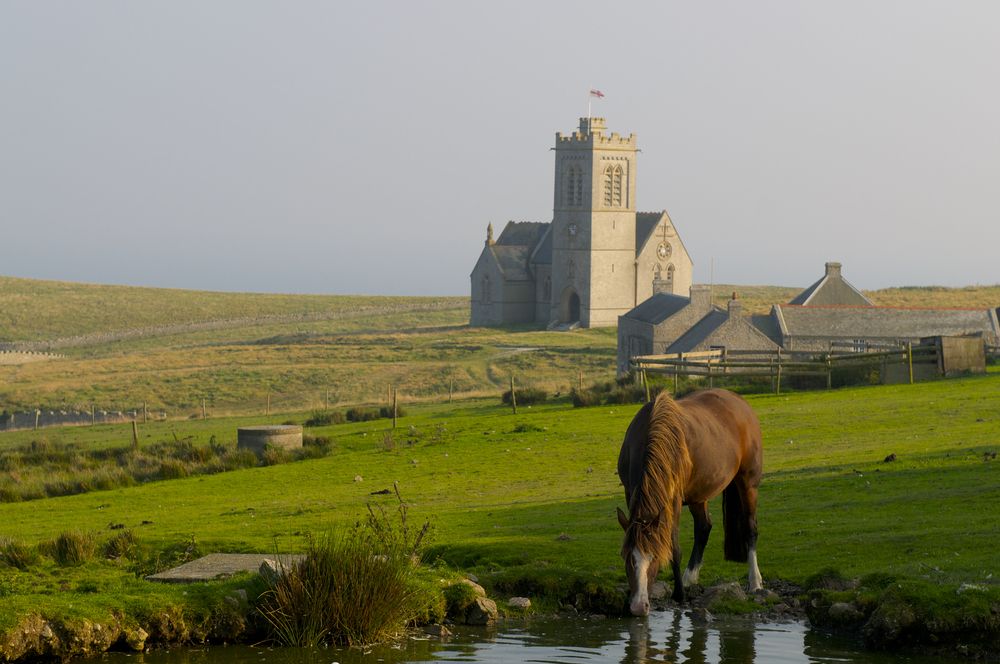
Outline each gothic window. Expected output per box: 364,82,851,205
481,275,492,304
603,164,624,207
653,264,662,280
564,166,583,207
666,264,675,283
543,276,552,301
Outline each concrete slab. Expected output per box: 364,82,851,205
146,553,304,583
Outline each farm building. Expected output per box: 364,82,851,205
470,116,693,328
617,262,1000,374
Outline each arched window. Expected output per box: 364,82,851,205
565,166,584,207
481,275,492,304
666,264,675,283
604,164,624,207
653,264,662,280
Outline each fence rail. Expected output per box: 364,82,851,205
632,343,940,394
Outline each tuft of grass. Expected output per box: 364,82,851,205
103,529,138,560
304,411,346,427
502,386,548,406
46,530,97,567
0,538,39,570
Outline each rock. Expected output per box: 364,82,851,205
461,578,487,598
465,597,498,625
773,603,790,614
40,623,55,640
828,602,864,624
883,453,897,463
466,573,479,583
703,582,747,604
508,596,531,610
689,607,713,623
353,475,363,482
123,626,148,652
258,559,286,584
649,581,668,600
423,624,451,637
232,588,248,604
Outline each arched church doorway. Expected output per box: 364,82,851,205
559,287,581,323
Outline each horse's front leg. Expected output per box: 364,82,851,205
670,521,684,602
683,501,711,587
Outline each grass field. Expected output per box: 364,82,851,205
0,372,998,630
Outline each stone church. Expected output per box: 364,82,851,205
470,117,692,328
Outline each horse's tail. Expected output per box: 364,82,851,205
722,478,751,563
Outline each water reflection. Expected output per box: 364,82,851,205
85,611,963,664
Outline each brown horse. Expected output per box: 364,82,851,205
617,388,763,615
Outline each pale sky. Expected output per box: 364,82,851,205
2,2,998,295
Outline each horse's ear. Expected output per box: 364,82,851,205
616,507,629,531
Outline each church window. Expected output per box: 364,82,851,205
564,166,584,207
666,264,675,283
603,164,624,207
653,264,662,280
481,275,492,304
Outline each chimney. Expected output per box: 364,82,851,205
652,278,672,295
727,293,742,319
689,285,712,313
825,262,842,279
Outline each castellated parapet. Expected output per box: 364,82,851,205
556,117,636,149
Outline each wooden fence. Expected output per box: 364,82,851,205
631,344,941,394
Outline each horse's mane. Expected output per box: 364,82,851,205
627,391,692,563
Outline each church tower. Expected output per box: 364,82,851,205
550,117,638,327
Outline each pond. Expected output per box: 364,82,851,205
87,611,963,664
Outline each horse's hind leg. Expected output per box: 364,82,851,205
682,501,711,587
743,483,762,592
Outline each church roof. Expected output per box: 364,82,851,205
622,292,692,325
636,212,662,253
497,221,548,247
490,245,533,281
775,305,999,341
530,225,552,265
790,262,873,306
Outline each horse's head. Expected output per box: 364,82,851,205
617,506,663,616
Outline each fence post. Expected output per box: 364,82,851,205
673,366,679,394
392,387,398,429
510,376,518,415
578,370,583,392
325,390,330,410
449,379,454,403
266,392,271,416
826,356,832,390
143,401,148,424
131,420,139,451
202,398,207,420
91,404,96,426
776,349,783,395
907,342,914,384
34,409,40,430
643,369,650,403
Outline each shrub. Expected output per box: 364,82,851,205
222,449,260,470
346,407,380,422
302,435,333,455
262,446,291,466
159,459,189,480
0,538,39,570
103,529,138,560
48,530,96,566
501,387,547,406
570,388,601,408
305,411,346,427
378,405,406,419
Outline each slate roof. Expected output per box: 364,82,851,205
789,268,872,306
776,305,998,341
750,313,783,346
531,225,552,265
636,212,662,253
497,221,548,247
621,292,692,325
491,245,533,281
665,311,728,353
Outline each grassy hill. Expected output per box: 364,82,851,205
1,275,998,416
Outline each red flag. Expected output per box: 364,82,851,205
589,89,605,98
